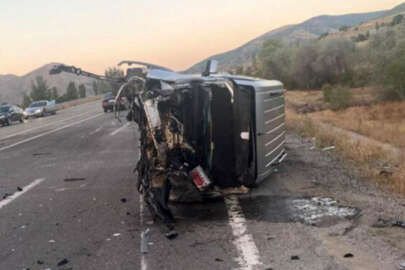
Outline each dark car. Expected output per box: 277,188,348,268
0,105,24,126
102,92,128,112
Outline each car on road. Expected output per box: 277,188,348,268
24,100,56,119
102,92,128,112
0,104,24,126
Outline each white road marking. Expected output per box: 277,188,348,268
0,113,103,152
140,195,148,270
225,195,263,270
89,126,103,136
0,111,96,140
110,122,130,136
0,178,46,210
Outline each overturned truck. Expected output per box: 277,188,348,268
50,60,286,226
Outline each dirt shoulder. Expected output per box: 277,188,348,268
244,133,405,269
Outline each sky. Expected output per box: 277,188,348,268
0,0,402,75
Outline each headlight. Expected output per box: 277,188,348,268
0,115,5,119
35,109,42,113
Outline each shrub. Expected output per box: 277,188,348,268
329,87,353,110
391,14,404,26
322,84,333,102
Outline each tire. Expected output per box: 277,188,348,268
104,108,108,113
19,117,24,123
5,119,10,126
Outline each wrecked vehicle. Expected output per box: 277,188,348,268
50,60,286,226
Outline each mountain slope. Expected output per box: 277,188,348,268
0,64,95,105
186,2,405,73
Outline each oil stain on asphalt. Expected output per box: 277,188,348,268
169,195,359,227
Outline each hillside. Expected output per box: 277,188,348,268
186,2,405,73
0,64,95,105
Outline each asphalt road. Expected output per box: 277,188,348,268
1,100,405,270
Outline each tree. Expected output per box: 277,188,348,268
92,81,99,95
78,84,87,98
22,93,32,109
65,82,78,101
391,14,404,26
51,87,59,100
105,67,124,95
30,76,50,101
381,42,405,100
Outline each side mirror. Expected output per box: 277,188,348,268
202,59,218,76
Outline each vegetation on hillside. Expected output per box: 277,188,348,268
239,17,405,105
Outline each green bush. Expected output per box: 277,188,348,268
322,84,333,102
328,87,353,110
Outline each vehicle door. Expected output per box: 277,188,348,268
9,106,18,121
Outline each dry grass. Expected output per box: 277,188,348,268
309,101,405,147
286,106,405,194
286,87,377,113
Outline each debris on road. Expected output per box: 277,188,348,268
64,178,86,182
17,186,23,192
291,197,358,225
215,258,223,262
141,228,150,254
343,253,354,258
219,185,249,195
120,198,127,203
57,258,69,266
113,233,121,237
291,255,300,260
37,260,44,265
32,152,52,157
48,240,56,243
2,193,12,199
373,218,405,229
165,230,178,240
322,146,335,151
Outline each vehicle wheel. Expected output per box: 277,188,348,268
52,111,56,115
19,117,24,123
5,119,10,126
104,108,108,113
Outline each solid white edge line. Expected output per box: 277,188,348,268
0,113,103,152
110,122,130,136
140,194,148,270
0,178,46,210
0,110,96,140
225,195,263,270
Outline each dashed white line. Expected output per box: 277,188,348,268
110,122,130,136
225,195,263,270
89,126,103,136
0,178,46,210
0,113,103,152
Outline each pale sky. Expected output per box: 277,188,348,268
0,0,402,75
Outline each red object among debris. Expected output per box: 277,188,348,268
190,166,211,191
